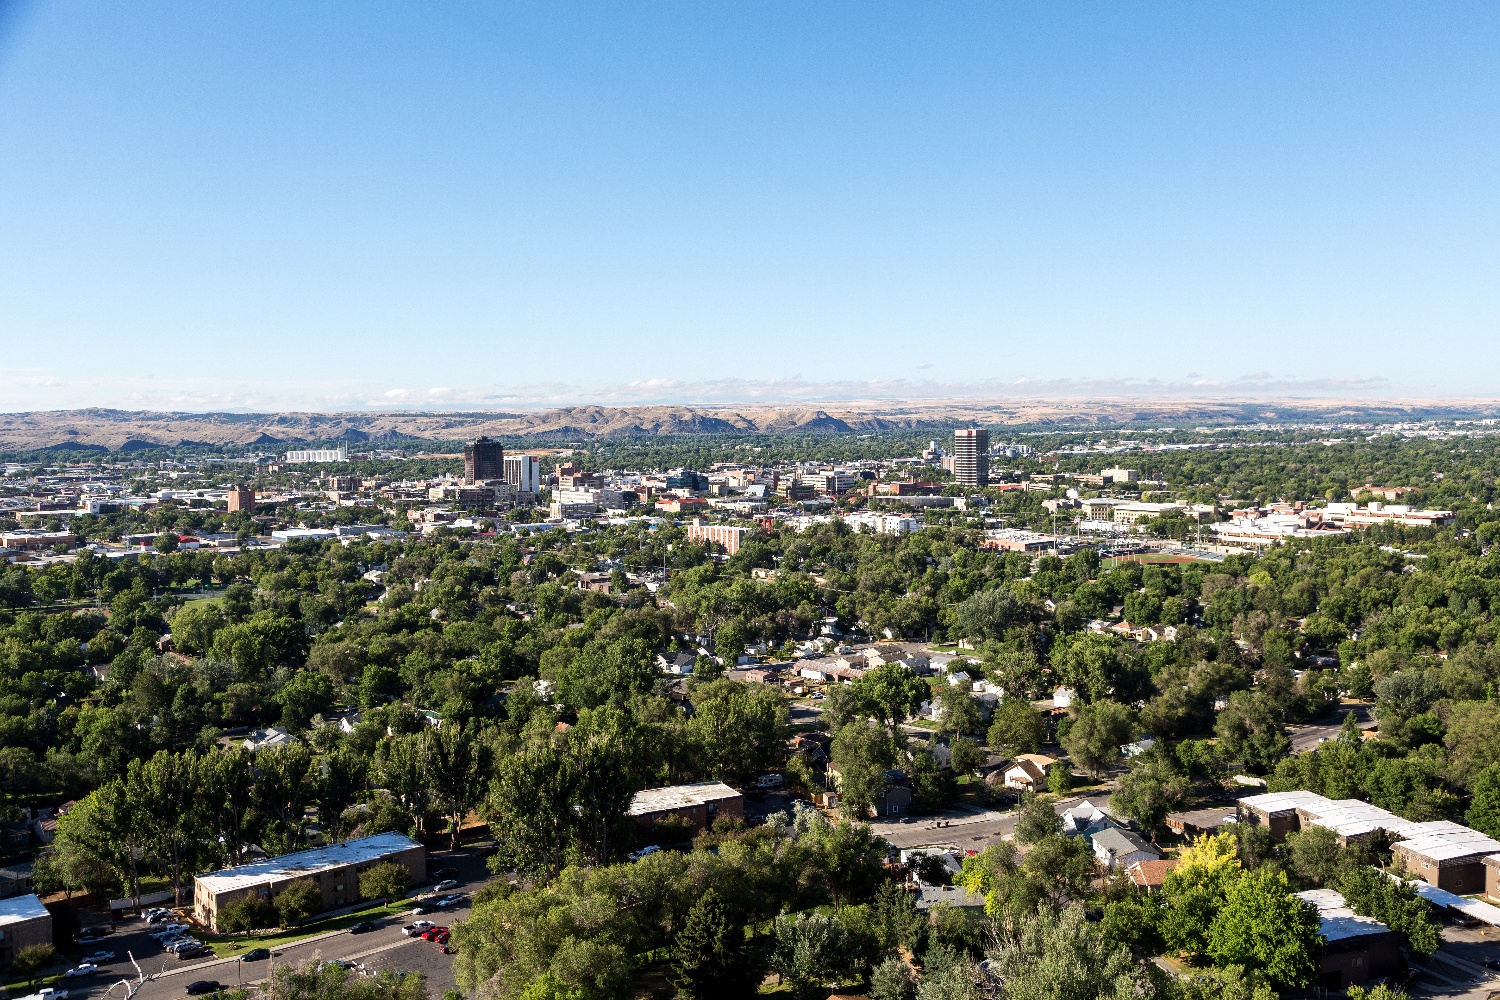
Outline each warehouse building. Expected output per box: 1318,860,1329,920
193,833,425,932
0,895,51,971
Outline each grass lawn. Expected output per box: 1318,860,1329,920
2,972,66,995
206,899,420,958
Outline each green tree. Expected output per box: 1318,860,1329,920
988,904,1148,1000
934,685,983,737
275,878,323,926
950,587,1032,642
256,743,315,852
487,732,578,876
1046,762,1073,796
869,956,917,1000
1206,869,1320,988
853,664,931,734
12,944,56,986
949,736,983,776
428,723,489,851
1214,691,1290,775
987,699,1044,756
155,532,179,553
769,912,849,1000
1467,763,1500,838
830,723,896,820
1284,826,1346,889
1062,701,1135,777
134,749,202,906
686,681,789,786
219,896,278,936
671,890,758,1000
1110,751,1190,836
359,861,411,907
1014,795,1061,846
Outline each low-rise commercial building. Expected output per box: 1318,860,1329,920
193,832,425,932
1240,790,1500,894
1295,889,1405,989
0,894,52,970
628,782,743,834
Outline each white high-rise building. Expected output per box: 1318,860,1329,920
504,454,541,495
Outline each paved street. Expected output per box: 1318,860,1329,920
868,793,1113,851
59,847,493,1000
1287,704,1375,753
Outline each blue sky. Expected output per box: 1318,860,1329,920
1,3,1497,410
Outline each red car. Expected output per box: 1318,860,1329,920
432,931,450,946
420,927,449,942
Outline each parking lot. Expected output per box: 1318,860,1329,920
53,846,492,1000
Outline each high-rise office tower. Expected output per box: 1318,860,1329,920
952,429,990,487
464,436,504,483
503,453,541,495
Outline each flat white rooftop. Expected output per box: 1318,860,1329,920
628,781,741,816
1394,824,1500,863
195,832,422,894
0,894,48,927
1239,790,1331,814
1296,888,1391,942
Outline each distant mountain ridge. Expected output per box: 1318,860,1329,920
0,399,1497,451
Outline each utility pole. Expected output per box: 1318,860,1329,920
102,952,150,1000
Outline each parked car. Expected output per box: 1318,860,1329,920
402,921,436,937
431,930,449,946
433,880,460,893
429,867,457,879
62,965,98,978
628,846,661,862
349,921,378,934
167,939,203,954
419,926,449,942
240,949,271,962
144,908,171,920
756,774,784,789
185,981,222,995
177,947,210,961
152,925,190,940
82,951,117,965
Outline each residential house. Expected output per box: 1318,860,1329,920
243,726,297,752
1090,827,1161,870
1002,754,1058,793
1126,859,1180,890
657,652,697,676
1061,802,1115,838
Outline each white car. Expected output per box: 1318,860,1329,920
166,939,201,953
432,880,460,893
63,965,98,978
81,951,116,965
628,845,662,862
402,921,436,937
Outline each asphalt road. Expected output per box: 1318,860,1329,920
62,847,493,1000
868,793,1114,851
1286,704,1375,753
